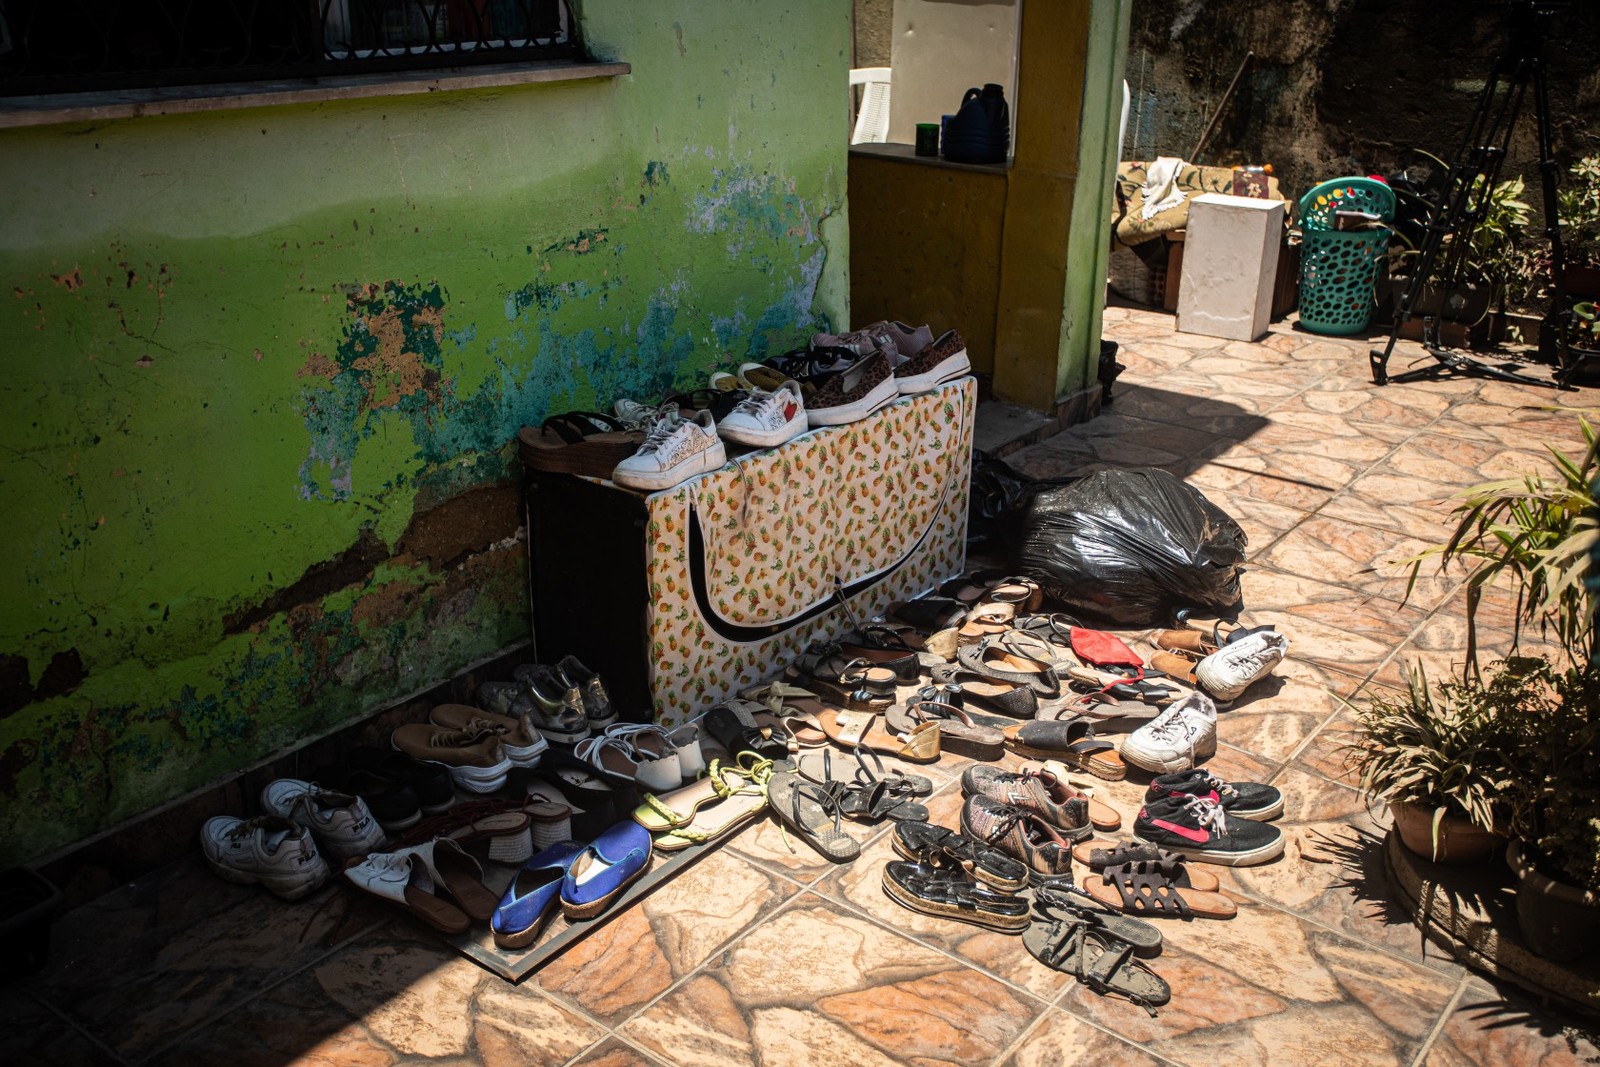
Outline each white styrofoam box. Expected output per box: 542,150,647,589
1176,193,1286,342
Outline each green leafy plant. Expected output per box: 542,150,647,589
1405,417,1598,671
1572,300,1599,349
1340,664,1514,840
1558,155,1600,270
1493,658,1600,892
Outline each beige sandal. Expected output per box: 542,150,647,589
816,708,941,763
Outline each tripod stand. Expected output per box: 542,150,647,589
1369,0,1576,388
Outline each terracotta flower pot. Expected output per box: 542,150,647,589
1507,839,1600,963
1389,799,1498,865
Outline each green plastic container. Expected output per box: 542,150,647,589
1297,178,1396,336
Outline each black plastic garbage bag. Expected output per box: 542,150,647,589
967,449,1036,549
1015,467,1247,626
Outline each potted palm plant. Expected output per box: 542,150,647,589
1406,417,1598,960
1341,664,1507,865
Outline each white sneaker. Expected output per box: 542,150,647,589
716,380,808,448
260,779,388,861
1119,692,1218,774
611,409,726,491
199,815,330,900
613,397,666,430
1196,630,1289,703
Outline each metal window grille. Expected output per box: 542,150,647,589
0,0,581,97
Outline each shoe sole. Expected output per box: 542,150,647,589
586,714,618,732
536,722,592,745
895,350,971,395
375,809,423,833
204,856,329,901
561,856,651,920
492,904,558,949
450,761,512,793
611,442,727,492
1232,797,1285,821
504,740,549,768
1118,742,1218,775
805,376,899,427
881,872,1029,932
1130,829,1286,867
717,416,808,449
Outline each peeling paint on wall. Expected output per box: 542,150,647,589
0,0,850,865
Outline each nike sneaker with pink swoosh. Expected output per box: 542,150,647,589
1132,793,1285,866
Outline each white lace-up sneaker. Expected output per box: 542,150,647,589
1195,629,1289,703
1119,692,1218,774
260,779,388,861
611,409,726,491
200,815,331,900
715,380,808,448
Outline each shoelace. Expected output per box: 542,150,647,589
1194,770,1238,802
1142,706,1203,765
1182,795,1229,837
638,412,686,455
730,387,779,417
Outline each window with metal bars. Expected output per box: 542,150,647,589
0,0,582,97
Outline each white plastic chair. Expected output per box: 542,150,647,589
849,67,892,145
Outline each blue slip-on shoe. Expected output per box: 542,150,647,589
491,839,587,949
561,819,652,920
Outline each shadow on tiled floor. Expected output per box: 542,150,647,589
6,308,1600,1066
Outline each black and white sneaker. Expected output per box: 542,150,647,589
1145,768,1284,821
1133,793,1284,867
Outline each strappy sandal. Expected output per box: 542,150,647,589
797,750,928,823
703,700,791,761
766,767,859,862
957,602,1016,645
882,856,1031,933
788,642,898,710
815,707,941,763
1081,861,1237,920
1031,880,1164,957
1003,718,1126,780
885,700,1004,760
1069,840,1221,892
653,754,774,852
1023,905,1170,1016
891,820,1029,892
978,574,1044,613
574,734,679,792
832,640,922,686
956,634,1063,697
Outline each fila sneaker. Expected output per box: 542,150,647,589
715,380,808,448
199,815,330,900
611,409,726,491
1145,768,1284,821
1133,793,1284,866
260,779,388,861
1119,692,1218,774
1195,629,1289,703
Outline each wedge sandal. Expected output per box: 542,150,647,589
1082,862,1237,920
881,858,1030,933
1023,909,1170,1016
1003,719,1126,780
891,820,1028,892
885,700,1004,760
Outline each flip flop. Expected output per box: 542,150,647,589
766,768,859,862
653,754,774,853
885,700,1005,760
1023,910,1170,1015
1069,839,1221,892
1081,864,1237,920
1003,719,1126,781
1069,695,1162,733
815,708,941,763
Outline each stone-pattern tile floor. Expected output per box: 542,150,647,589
6,308,1599,1066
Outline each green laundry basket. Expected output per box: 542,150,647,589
1297,177,1396,336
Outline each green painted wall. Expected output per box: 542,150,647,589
0,0,851,866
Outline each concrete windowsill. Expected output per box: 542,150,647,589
849,141,1011,175
0,59,631,129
